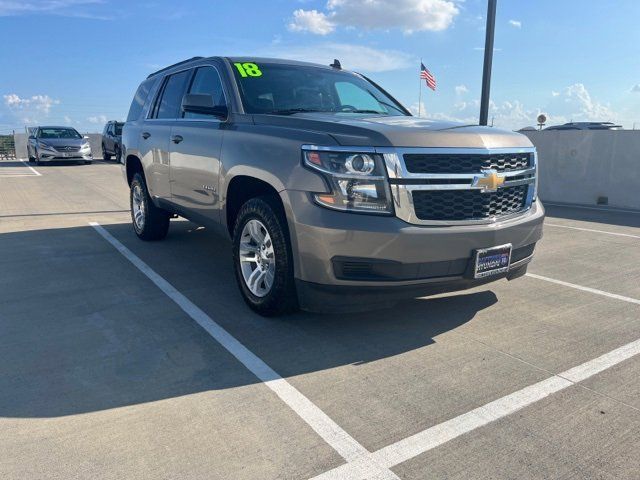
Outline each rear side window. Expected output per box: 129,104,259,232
127,79,154,122
185,67,226,119
155,70,192,119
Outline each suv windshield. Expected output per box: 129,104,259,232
231,62,408,116
38,128,82,139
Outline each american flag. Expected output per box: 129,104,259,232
420,63,436,91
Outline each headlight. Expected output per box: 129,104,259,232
303,148,393,214
81,143,91,150
38,141,53,150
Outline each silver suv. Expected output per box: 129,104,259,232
122,56,544,316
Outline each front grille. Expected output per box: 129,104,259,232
404,153,532,174
412,185,528,221
54,145,81,153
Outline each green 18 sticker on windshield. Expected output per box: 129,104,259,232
234,62,262,78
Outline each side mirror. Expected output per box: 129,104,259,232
182,94,228,118
83,135,89,139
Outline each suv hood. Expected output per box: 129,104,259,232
253,113,532,149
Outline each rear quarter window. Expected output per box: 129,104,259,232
127,79,155,122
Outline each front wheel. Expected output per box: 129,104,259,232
115,146,121,164
102,144,111,161
232,197,298,316
130,172,170,241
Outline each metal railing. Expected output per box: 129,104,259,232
0,135,16,161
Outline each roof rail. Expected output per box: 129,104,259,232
147,56,205,78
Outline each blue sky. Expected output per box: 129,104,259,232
1,0,639,133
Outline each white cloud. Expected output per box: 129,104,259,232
454,84,469,95
563,83,615,120
288,9,335,34
290,0,460,34
0,0,109,18
631,84,640,93
551,91,560,97
508,19,521,28
87,114,108,124
3,93,59,114
269,43,414,72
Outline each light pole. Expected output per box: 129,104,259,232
479,0,497,126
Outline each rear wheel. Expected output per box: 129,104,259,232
130,172,170,241
102,144,111,161
115,146,121,164
232,196,298,316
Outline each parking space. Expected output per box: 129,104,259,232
0,160,41,178
1,162,639,479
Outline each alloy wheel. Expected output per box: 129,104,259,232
132,184,146,231
239,219,275,297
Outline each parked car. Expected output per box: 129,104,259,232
27,126,92,165
102,120,124,162
544,122,623,131
122,56,544,316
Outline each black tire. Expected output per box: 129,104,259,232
130,172,170,241
232,196,298,316
102,144,111,161
115,146,121,164
84,160,92,165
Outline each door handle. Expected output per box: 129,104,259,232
171,135,184,144
141,132,151,139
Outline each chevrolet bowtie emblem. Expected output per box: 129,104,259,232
472,169,505,192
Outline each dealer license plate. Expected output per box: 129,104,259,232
474,244,512,279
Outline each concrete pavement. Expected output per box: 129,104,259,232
1,159,638,479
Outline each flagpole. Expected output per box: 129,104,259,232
418,58,423,117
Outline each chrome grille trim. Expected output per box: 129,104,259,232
375,146,537,226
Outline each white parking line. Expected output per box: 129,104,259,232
20,160,42,176
91,219,640,480
526,273,640,306
0,160,41,177
546,223,640,240
312,336,640,480
89,221,400,480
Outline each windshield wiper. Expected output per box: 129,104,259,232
268,108,323,115
346,109,387,115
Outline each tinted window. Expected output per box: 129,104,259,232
127,79,154,122
185,67,226,119
155,70,192,119
38,128,82,139
231,62,407,116
114,123,123,135
335,82,382,112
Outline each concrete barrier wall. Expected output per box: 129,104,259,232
13,133,104,160
522,130,640,211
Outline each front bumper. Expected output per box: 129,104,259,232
37,152,92,162
281,191,544,310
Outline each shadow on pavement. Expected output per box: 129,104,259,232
0,222,497,418
545,204,640,228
